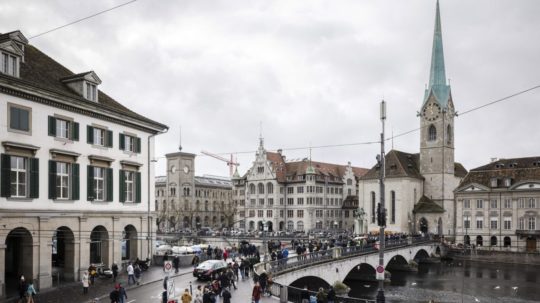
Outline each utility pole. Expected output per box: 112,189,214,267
376,100,387,303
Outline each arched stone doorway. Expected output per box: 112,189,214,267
419,217,428,234
183,216,190,228
249,221,255,231
195,217,201,229
279,221,284,231
123,225,138,262
90,226,109,265
267,221,273,232
52,226,76,282
5,227,33,296
476,235,483,246
257,221,263,231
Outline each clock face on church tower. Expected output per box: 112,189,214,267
423,102,441,122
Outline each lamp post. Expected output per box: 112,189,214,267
263,220,268,261
376,100,387,303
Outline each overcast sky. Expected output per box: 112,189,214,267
2,0,539,177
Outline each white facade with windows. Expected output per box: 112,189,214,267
0,30,167,296
455,158,540,252
232,139,367,233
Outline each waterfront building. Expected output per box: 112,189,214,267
455,157,540,252
155,152,233,231
0,30,167,295
357,1,467,237
232,138,368,232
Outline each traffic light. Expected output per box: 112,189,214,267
377,203,386,227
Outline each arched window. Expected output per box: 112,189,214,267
297,221,304,231
249,184,256,194
428,125,436,141
196,200,200,211
155,200,158,211
371,191,376,223
476,235,483,246
163,200,167,211
267,182,274,194
490,236,497,246
447,124,452,144
258,183,264,194
205,200,209,211
504,236,511,247
287,220,294,231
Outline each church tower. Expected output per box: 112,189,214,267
419,0,456,206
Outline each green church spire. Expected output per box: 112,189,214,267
423,0,451,109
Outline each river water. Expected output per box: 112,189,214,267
346,260,540,303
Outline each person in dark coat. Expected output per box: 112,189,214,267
222,288,232,303
111,263,119,282
327,286,336,303
173,255,180,273
301,286,310,303
18,275,27,302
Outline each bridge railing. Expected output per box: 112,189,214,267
264,237,431,275
268,281,376,303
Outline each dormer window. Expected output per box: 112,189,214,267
61,71,101,102
1,52,18,76
490,177,498,188
504,178,512,187
85,82,97,101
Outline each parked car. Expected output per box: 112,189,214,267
193,260,228,280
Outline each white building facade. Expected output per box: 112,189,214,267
0,31,167,296
455,157,540,252
232,139,367,233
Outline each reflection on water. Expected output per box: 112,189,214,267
346,260,540,303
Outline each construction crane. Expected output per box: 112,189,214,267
201,150,239,177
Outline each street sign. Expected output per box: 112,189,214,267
164,260,173,273
376,265,385,280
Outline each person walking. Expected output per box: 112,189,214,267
118,283,128,303
222,287,232,303
18,275,27,303
134,264,142,285
127,263,135,285
300,286,310,303
173,255,180,274
252,281,262,303
25,281,37,303
109,285,120,303
82,271,90,295
316,287,325,303
181,288,192,303
112,263,119,282
327,286,336,303
88,264,97,285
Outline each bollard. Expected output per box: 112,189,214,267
279,285,288,303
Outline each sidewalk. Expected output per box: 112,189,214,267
5,266,193,303
5,258,283,303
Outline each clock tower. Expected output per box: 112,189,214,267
419,0,455,206
166,151,196,227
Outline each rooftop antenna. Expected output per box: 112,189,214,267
178,125,182,151
258,121,264,148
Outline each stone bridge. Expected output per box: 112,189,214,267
261,238,442,288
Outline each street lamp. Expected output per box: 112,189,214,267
376,99,387,303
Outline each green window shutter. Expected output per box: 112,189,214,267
87,126,94,144
72,122,79,141
1,154,11,197
48,116,56,136
48,160,57,199
136,137,142,153
119,169,125,203
119,134,125,150
87,165,94,201
135,171,141,203
71,163,80,200
29,158,39,199
106,130,113,148
106,168,113,202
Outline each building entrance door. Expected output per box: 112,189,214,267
526,236,537,252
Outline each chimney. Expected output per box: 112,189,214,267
277,149,282,155
490,157,498,163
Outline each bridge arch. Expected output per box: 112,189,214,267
344,263,376,283
386,254,409,269
413,248,429,261
290,276,330,291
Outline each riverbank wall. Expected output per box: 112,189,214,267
449,248,540,265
